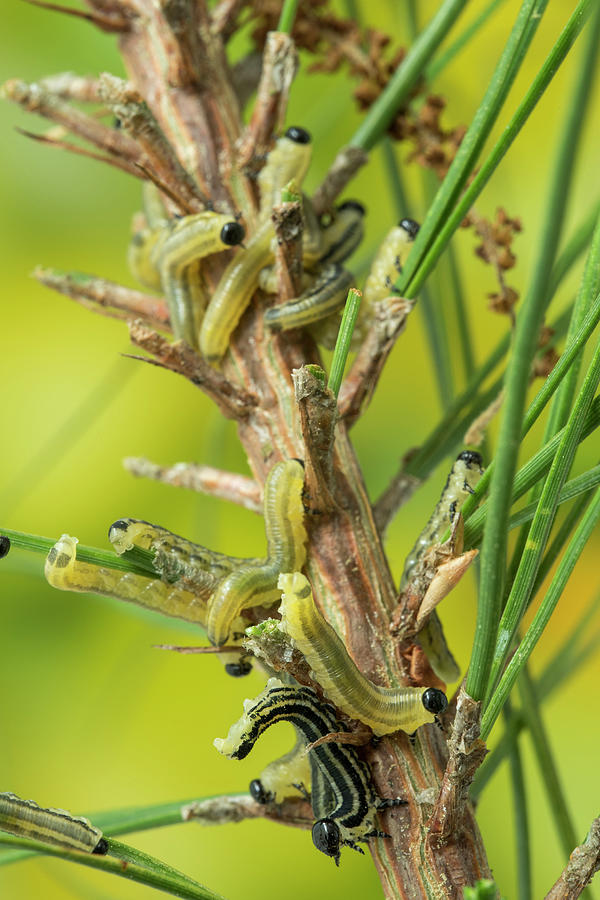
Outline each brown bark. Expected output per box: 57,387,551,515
31,3,493,895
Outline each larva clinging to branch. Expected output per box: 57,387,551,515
128,184,245,348
206,459,307,647
45,534,208,625
214,679,404,865
277,572,448,735
0,793,107,855
263,263,354,333
200,128,313,362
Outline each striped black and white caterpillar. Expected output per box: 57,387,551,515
0,792,107,855
214,679,406,865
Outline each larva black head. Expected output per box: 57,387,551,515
399,218,420,240
220,221,245,247
0,536,10,559
93,837,109,855
312,819,341,866
285,126,311,145
224,660,252,677
422,688,448,715
249,779,270,804
108,519,130,538
338,199,366,216
457,449,483,469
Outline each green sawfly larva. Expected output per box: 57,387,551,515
401,450,484,587
128,185,245,348
0,792,107,855
318,200,366,266
310,216,419,349
206,459,307,647
200,129,313,362
257,127,312,224
249,730,312,805
401,450,483,684
258,197,362,296
362,218,420,307
277,572,448,736
45,534,208,626
215,679,405,865
263,263,354,333
108,518,253,588
199,217,275,362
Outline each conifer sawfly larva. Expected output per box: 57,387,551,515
0,793,107,855
277,572,447,735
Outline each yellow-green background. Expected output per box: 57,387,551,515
1,1,599,897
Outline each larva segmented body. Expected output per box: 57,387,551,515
128,185,244,347
214,679,395,865
263,263,354,333
401,450,484,587
318,200,366,266
257,127,312,224
0,792,107,855
206,459,307,646
200,129,313,362
45,534,208,625
401,450,483,684
277,572,448,735
108,518,253,588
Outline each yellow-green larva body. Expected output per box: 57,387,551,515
257,128,313,224
264,264,353,332
318,201,366,266
277,572,447,735
128,185,244,348
108,517,252,587
401,450,484,684
199,218,274,362
206,460,307,646
45,534,207,625
0,793,107,855
362,219,419,307
258,730,313,803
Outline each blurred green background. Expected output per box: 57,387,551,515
1,1,599,897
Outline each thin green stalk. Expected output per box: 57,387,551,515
0,794,247,868
548,201,600,299
481,487,600,738
505,700,532,900
484,335,600,700
1,528,156,578
350,0,470,151
471,592,600,797
459,294,600,536
535,7,600,441
403,0,594,300
531,490,594,592
427,0,509,82
462,395,600,546
328,288,362,397
396,0,542,297
380,140,410,214
419,287,455,408
465,465,600,546
466,79,597,701
277,0,300,34
517,669,581,868
0,834,223,900
446,242,476,381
